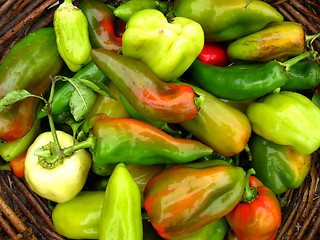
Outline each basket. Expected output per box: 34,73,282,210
0,0,319,239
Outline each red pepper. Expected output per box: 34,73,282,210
9,151,27,178
198,43,228,67
226,169,282,240
79,0,122,52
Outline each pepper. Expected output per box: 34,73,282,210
226,171,282,240
197,42,228,67
227,22,305,62
190,59,289,101
144,160,246,239
52,191,104,239
37,61,112,123
24,131,92,203
99,163,143,240
0,118,40,161
249,134,311,195
54,0,92,72
9,151,27,178
172,82,251,156
246,91,320,155
91,48,201,123
173,0,284,42
79,0,122,51
122,9,204,82
0,27,63,142
81,114,213,165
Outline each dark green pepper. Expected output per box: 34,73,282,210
190,59,288,101
249,134,311,195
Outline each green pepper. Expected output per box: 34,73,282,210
249,134,311,195
172,81,251,156
0,118,41,161
79,0,122,52
173,0,284,42
81,114,213,165
99,163,143,240
0,27,63,142
54,0,92,72
114,0,168,22
91,49,201,123
246,91,320,155
122,9,204,82
144,160,245,239
52,191,104,239
190,59,289,101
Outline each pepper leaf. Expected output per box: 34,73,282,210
312,93,320,109
75,77,116,99
0,90,42,113
69,80,96,122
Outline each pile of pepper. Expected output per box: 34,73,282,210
0,0,320,239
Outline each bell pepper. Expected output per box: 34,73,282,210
249,134,311,195
227,22,305,62
197,42,228,67
91,49,201,123
173,0,283,42
226,170,282,240
52,191,105,239
9,151,27,178
99,163,143,240
246,91,320,155
80,114,213,165
54,0,92,72
0,118,40,161
144,160,246,239
122,9,204,82
79,0,122,51
172,81,251,156
24,131,92,203
0,27,63,142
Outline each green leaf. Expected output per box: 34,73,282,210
0,90,41,113
312,92,320,109
74,77,116,99
65,118,84,141
69,81,96,121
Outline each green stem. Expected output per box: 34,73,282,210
305,33,320,43
242,168,257,203
280,51,315,72
0,163,11,171
63,133,96,157
64,0,73,4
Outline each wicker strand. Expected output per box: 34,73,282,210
0,214,17,239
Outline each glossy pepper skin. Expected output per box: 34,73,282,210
83,114,213,165
173,82,251,156
52,191,105,239
91,49,200,123
54,0,92,72
0,27,63,142
190,59,288,101
144,160,246,239
250,135,311,195
79,0,122,52
173,0,283,42
226,176,282,240
99,163,143,240
198,43,228,67
227,22,305,62
122,9,204,82
246,91,320,155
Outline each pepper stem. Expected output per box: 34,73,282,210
62,133,96,157
279,51,318,72
242,168,258,204
305,33,320,45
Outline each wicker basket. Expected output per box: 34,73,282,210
0,0,320,239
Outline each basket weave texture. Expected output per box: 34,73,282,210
0,0,320,239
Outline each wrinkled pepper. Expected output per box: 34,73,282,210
79,0,122,51
172,82,251,156
249,134,311,195
122,9,204,82
91,49,201,123
80,114,213,165
246,91,320,155
54,0,92,72
226,171,282,240
227,22,305,62
99,163,143,240
173,0,284,42
144,160,246,239
52,191,105,239
0,27,63,142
